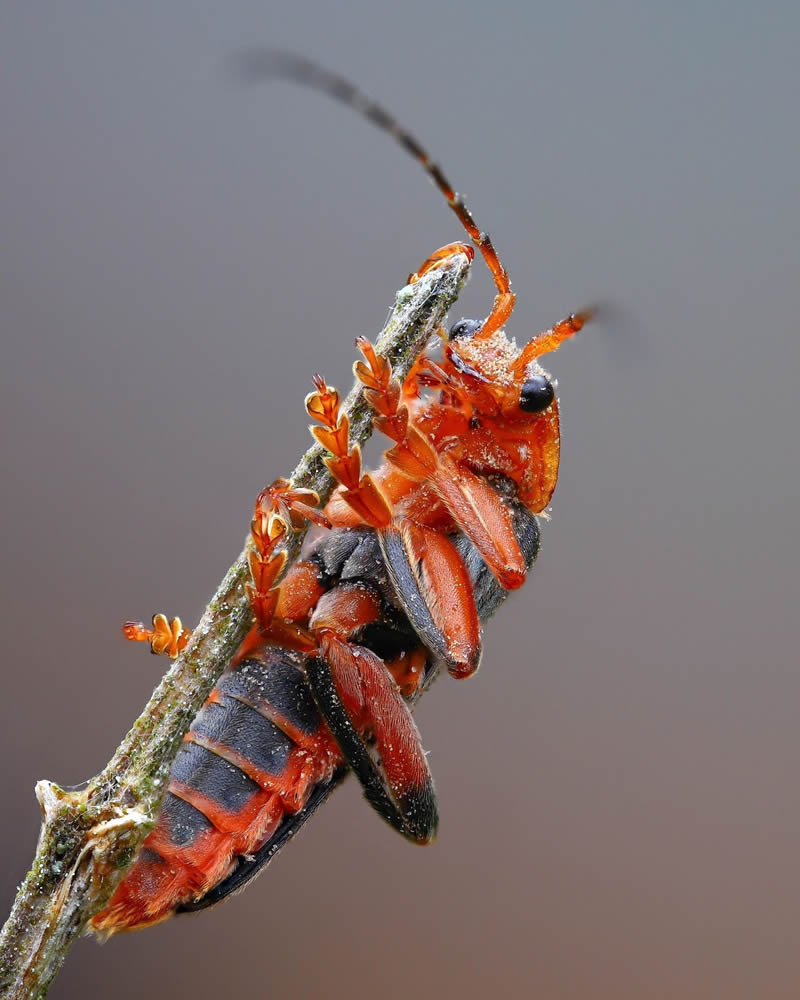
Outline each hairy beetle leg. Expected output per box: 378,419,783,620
305,582,437,842
379,520,482,678
309,634,437,844
247,478,331,635
247,496,289,635
353,338,439,483
432,454,527,591
258,477,330,530
305,375,393,528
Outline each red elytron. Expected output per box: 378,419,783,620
91,52,587,934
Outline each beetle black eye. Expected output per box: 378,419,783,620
519,375,554,413
448,318,482,340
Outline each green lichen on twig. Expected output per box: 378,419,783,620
0,251,471,1000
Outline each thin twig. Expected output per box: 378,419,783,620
0,252,471,1000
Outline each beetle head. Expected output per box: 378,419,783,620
443,314,585,421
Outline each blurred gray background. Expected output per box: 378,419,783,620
1,3,798,998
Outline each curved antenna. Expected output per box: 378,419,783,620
233,49,514,339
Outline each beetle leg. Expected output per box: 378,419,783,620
124,475,324,656
307,583,437,843
308,635,437,844
274,560,327,621
353,338,440,483
384,646,428,699
246,473,333,636
354,338,526,590
305,375,394,528
246,493,291,635
432,453,527,591
122,614,191,658
379,521,481,679
258,477,330,530
413,232,512,339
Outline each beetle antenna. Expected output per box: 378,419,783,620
232,49,514,338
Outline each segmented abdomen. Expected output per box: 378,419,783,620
93,492,540,934
92,647,342,933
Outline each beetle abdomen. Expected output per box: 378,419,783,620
92,647,341,933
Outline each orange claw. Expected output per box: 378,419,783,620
259,478,330,529
122,614,191,658
305,377,341,427
354,338,391,391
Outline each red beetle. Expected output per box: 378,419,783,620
92,52,587,934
